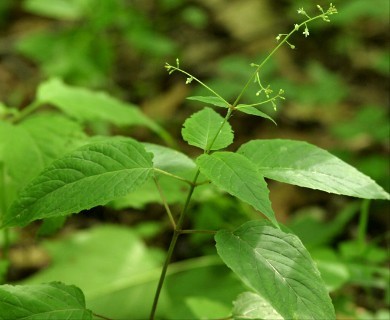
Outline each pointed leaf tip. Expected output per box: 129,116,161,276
182,107,234,151
3,137,153,228
197,152,278,227
239,139,390,200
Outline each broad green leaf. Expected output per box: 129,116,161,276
22,225,245,319
0,282,92,320
197,152,277,227
216,220,336,320
20,114,87,166
23,225,165,319
232,292,283,320
36,78,169,140
184,297,232,319
144,143,196,176
235,104,276,124
110,143,197,209
2,137,153,228
186,96,229,108
238,139,390,200
109,175,189,210
182,107,234,151
0,122,45,211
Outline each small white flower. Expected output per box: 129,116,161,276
276,34,281,41
303,27,309,37
294,24,299,31
297,8,305,15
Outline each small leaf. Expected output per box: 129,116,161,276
182,107,233,151
236,104,277,124
239,139,390,200
197,152,277,226
0,282,93,320
187,96,228,108
216,220,336,320
232,292,283,320
2,137,153,228
37,78,168,139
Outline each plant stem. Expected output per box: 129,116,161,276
149,170,201,320
358,199,370,250
167,66,229,105
152,11,336,316
179,229,216,235
10,100,41,124
0,162,10,262
232,13,330,108
153,168,193,185
92,312,113,320
153,175,176,229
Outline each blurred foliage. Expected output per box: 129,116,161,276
0,0,388,318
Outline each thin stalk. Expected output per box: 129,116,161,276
153,168,192,185
179,229,216,235
150,104,235,318
167,66,228,105
9,100,41,124
92,312,113,320
153,175,176,229
232,13,331,108
149,170,201,320
205,108,233,154
0,162,9,261
358,199,370,250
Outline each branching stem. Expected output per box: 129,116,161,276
153,168,193,185
151,6,337,318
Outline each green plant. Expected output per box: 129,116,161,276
0,3,389,319
16,0,177,87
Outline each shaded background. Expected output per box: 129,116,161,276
0,0,389,319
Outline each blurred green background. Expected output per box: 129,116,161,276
0,0,389,319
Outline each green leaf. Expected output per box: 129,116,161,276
216,220,336,320
144,143,196,176
182,107,234,151
232,292,283,320
23,0,91,20
0,122,46,210
0,282,93,320
20,114,87,166
238,139,390,200
109,143,197,209
22,225,245,319
187,96,229,108
2,137,153,228
23,225,165,319
197,152,277,227
36,78,168,139
236,104,277,124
